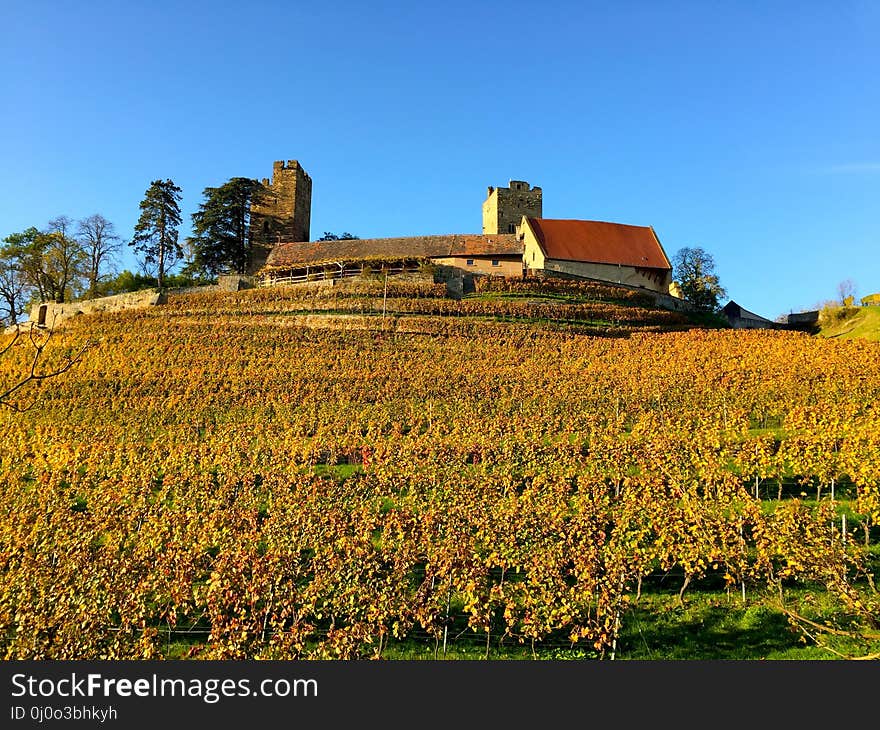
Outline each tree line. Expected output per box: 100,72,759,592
0,176,287,326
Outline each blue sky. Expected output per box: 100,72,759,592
1,1,878,318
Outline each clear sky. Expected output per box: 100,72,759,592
1,1,878,318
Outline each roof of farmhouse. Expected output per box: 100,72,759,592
526,218,671,270
264,234,522,269
722,300,774,323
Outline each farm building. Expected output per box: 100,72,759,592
260,234,522,285
786,310,820,329
520,217,673,294
430,235,523,277
721,301,776,329
861,293,880,306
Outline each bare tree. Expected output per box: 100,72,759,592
836,279,857,306
77,214,122,299
45,216,88,302
0,320,91,411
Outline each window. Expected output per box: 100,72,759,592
508,223,516,233
531,251,535,262
466,259,474,266
491,260,500,267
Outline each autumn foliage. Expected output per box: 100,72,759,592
0,284,877,658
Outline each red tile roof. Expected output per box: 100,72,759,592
264,234,521,270
526,218,671,270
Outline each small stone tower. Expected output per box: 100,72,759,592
482,180,542,235
249,160,312,272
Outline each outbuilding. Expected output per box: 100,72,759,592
721,301,776,329
519,217,673,294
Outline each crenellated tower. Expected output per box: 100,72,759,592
482,180,542,235
249,160,312,272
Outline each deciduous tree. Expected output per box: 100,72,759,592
1,219,86,304
672,247,727,312
0,257,28,326
45,216,87,302
1,228,45,301
836,279,857,307
78,214,121,299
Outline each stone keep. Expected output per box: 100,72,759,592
482,180,542,235
249,160,312,272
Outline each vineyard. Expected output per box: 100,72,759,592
0,280,878,659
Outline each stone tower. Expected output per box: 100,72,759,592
249,160,312,272
482,180,542,235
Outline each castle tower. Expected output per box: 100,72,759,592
482,180,542,235
249,160,312,272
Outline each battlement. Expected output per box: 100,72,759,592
271,160,312,179
486,181,540,197
507,180,541,193
482,179,542,235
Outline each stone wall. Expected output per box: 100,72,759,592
650,290,696,312
726,315,776,330
482,181,542,235
164,284,220,296
537,258,673,295
218,275,257,292
532,269,694,312
29,289,166,329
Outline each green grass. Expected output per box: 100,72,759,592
617,597,803,660
390,581,880,660
817,306,880,342
312,463,363,479
612,588,865,660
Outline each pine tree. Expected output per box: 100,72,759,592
130,180,183,289
190,178,267,276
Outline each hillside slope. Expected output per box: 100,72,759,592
816,305,880,342
1,282,878,661
160,275,707,336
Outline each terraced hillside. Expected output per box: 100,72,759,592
165,275,697,335
0,278,877,660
